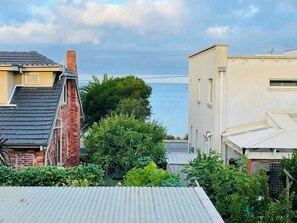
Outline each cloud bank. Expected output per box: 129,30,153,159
0,0,185,45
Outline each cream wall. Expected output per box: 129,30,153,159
188,45,228,154
7,71,14,101
0,71,8,103
225,57,297,128
23,71,55,87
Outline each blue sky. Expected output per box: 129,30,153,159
1,0,297,80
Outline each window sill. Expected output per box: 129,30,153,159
268,87,297,91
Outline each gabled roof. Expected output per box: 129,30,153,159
0,51,58,66
0,79,64,146
0,187,224,223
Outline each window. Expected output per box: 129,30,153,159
25,73,39,84
197,79,201,103
61,85,67,104
207,78,213,105
56,139,61,165
270,80,297,87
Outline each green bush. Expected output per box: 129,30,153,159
183,150,296,223
0,164,104,186
84,114,166,173
125,162,181,187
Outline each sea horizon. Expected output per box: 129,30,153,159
78,74,189,138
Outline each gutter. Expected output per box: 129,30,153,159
218,67,226,163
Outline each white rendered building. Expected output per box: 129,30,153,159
188,44,297,172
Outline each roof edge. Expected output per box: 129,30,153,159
228,55,297,60
189,44,228,58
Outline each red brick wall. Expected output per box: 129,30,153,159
10,150,44,169
67,50,77,73
47,79,80,166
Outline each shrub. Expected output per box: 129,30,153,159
125,162,181,187
0,164,104,186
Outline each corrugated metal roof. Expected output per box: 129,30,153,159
226,127,284,148
167,153,196,164
226,112,297,149
0,187,223,223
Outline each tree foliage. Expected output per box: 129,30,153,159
84,114,166,174
281,151,297,217
184,150,296,223
0,135,11,167
80,75,152,128
125,162,181,187
113,98,151,121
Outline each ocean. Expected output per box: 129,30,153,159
79,75,188,137
149,83,188,138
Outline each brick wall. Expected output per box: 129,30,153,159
10,150,44,169
47,79,80,167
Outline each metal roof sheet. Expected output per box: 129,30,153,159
0,187,223,223
226,113,297,149
167,153,196,165
226,127,283,148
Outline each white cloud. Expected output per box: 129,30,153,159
0,22,57,44
233,4,259,18
59,0,184,35
206,26,237,39
0,0,185,45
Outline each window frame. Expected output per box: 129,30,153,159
25,72,40,85
197,79,201,103
268,79,297,91
207,78,213,106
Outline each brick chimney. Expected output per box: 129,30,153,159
66,50,77,73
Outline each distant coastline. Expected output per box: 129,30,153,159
78,74,188,85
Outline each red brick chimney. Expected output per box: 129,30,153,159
66,50,77,73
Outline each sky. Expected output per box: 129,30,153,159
1,0,297,81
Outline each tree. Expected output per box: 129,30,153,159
84,114,166,174
113,98,151,121
0,136,11,166
281,151,297,215
80,75,152,128
125,162,181,187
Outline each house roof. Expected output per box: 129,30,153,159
0,187,223,223
0,78,64,146
167,153,196,165
0,51,58,66
225,112,297,149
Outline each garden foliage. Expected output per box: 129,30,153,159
184,150,296,223
84,114,166,174
125,162,181,187
0,164,104,186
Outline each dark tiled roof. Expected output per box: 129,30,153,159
0,79,64,146
0,51,58,66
